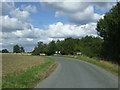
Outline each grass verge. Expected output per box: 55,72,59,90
2,57,58,88
54,55,119,76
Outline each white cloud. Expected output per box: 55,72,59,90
10,8,30,22
67,5,102,24
21,5,37,13
0,15,33,32
45,2,88,13
2,21,97,43
2,22,98,51
1,3,36,33
42,2,114,24
47,22,97,38
26,38,34,41
1,15,23,32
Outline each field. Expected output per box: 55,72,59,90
2,54,57,88
2,54,45,76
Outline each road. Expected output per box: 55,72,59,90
36,57,118,88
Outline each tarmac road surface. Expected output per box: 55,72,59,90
36,57,118,88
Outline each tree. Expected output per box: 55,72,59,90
13,45,20,53
32,41,46,55
2,49,9,53
42,44,49,54
32,46,39,55
56,40,65,55
37,41,44,53
13,45,25,53
20,47,25,53
79,36,103,57
96,2,120,64
62,38,77,55
46,40,56,55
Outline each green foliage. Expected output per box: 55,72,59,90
37,41,44,53
96,2,120,64
13,45,25,53
32,47,39,55
32,41,49,55
79,36,103,58
46,40,56,55
32,36,103,57
62,38,78,55
20,47,25,53
13,45,21,53
2,49,9,53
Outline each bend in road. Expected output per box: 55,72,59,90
36,57,118,88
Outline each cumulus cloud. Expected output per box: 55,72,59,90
1,15,24,32
2,21,97,45
2,21,98,51
47,22,97,38
10,8,30,22
21,5,37,13
41,2,114,24
67,5,101,24
43,2,88,13
0,15,33,32
1,2,35,32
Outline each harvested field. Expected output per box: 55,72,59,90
2,54,57,88
2,54,45,76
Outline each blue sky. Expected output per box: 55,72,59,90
15,2,68,29
1,1,116,52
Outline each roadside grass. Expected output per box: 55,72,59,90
2,54,58,88
54,55,119,76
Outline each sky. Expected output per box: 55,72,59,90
1,1,116,52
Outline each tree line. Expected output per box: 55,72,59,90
32,36,103,58
1,45,25,53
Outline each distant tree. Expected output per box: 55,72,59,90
20,46,25,53
56,40,61,51
56,40,66,55
32,41,47,55
2,49,9,53
32,36,103,57
37,41,44,53
62,38,76,55
32,46,39,55
96,2,120,63
13,45,20,53
42,44,48,54
46,40,56,55
13,45,25,53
